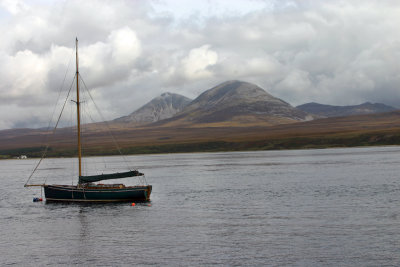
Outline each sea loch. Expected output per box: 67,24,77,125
1,147,400,266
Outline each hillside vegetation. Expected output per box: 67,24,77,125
2,111,400,158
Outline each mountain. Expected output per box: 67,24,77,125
154,80,314,127
114,92,192,124
297,102,396,118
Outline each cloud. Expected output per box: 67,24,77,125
0,0,28,15
1,0,400,129
79,27,142,88
163,45,218,86
182,45,218,79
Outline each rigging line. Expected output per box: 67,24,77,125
81,92,109,171
39,75,76,185
79,76,132,170
28,47,74,183
26,46,74,186
40,47,75,147
25,74,77,187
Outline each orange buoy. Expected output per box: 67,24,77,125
131,203,136,206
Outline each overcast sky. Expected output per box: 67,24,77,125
0,0,400,129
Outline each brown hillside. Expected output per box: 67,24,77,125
2,111,400,155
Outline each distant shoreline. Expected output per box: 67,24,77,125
3,111,400,159
2,132,400,159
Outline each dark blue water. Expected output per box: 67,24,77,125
1,147,400,266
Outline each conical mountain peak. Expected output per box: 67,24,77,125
114,92,192,124
156,80,314,126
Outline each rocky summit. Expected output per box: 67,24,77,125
157,80,314,127
114,92,192,124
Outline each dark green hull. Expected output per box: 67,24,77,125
44,184,152,202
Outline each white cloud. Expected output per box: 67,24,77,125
78,27,141,88
181,45,218,80
1,0,400,129
0,0,28,15
109,27,142,66
0,49,46,102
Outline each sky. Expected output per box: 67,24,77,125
0,0,400,129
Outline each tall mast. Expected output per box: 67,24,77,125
76,38,82,178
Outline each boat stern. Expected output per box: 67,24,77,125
145,185,152,201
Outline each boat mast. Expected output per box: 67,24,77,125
75,38,82,179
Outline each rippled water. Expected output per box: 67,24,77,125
1,147,400,266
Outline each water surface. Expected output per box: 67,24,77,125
1,147,400,266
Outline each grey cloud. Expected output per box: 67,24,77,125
0,0,400,129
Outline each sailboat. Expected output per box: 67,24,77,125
24,38,152,202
